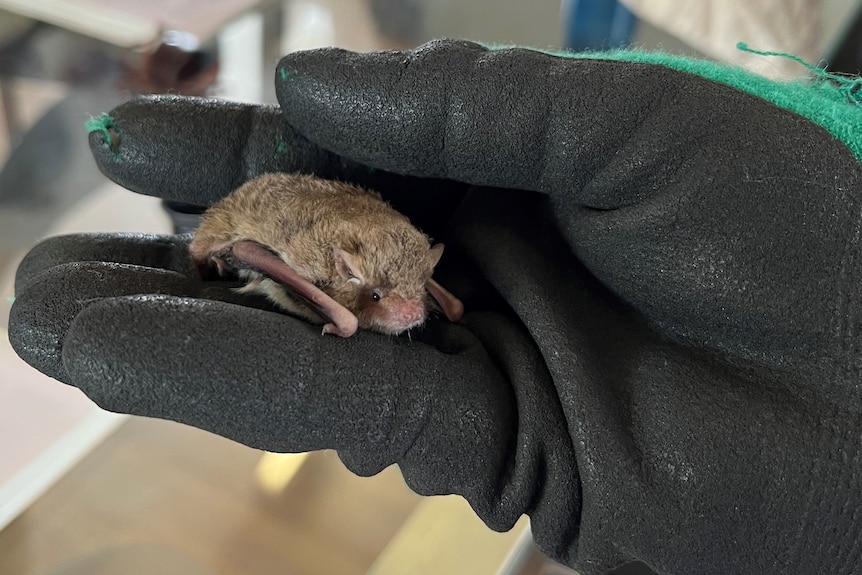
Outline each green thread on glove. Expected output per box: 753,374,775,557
482,42,862,162
274,133,288,155
736,42,862,107
85,113,120,157
279,67,298,82
6,296,14,304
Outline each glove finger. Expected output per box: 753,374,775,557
15,233,195,294
8,261,254,382
87,96,320,205
274,38,668,195
275,39,858,207
87,95,467,227
60,294,515,464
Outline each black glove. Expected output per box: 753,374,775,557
9,40,862,575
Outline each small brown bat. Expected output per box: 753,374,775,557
189,172,464,337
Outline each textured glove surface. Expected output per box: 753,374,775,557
10,40,862,574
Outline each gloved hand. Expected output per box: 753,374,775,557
9,39,862,575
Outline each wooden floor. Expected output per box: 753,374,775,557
0,416,568,575
0,417,422,575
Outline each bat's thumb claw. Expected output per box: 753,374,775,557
322,321,357,338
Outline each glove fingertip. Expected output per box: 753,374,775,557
274,40,490,177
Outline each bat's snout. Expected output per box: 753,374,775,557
377,297,427,334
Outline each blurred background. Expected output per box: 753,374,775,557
0,1,861,573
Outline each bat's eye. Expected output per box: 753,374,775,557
371,289,383,302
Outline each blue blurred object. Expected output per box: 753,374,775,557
562,0,637,51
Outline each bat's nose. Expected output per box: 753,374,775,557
386,299,426,332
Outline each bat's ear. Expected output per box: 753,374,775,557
427,243,444,269
333,247,365,285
